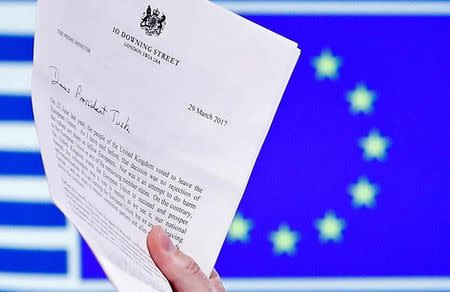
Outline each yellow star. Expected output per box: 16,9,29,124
312,49,342,80
359,129,391,161
227,213,253,243
315,211,346,243
269,224,300,256
348,176,379,208
347,83,377,115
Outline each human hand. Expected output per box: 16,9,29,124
147,226,226,292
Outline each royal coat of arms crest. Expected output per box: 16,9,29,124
140,5,166,37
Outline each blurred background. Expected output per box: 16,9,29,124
0,0,449,291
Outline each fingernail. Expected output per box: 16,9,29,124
157,226,175,252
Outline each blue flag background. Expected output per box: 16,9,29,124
0,1,449,291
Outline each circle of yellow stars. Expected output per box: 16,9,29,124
226,48,392,256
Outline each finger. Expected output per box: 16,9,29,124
147,226,213,292
209,269,226,292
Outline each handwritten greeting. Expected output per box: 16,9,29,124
49,66,131,134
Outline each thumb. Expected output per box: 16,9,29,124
147,226,213,292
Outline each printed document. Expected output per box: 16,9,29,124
32,0,300,290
